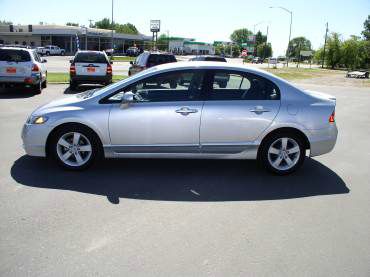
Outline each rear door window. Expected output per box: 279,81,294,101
0,49,31,62
207,70,280,101
147,54,176,67
74,52,108,64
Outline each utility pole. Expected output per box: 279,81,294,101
264,25,269,59
167,30,170,52
88,19,94,28
322,22,329,68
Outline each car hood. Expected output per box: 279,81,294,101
32,93,92,115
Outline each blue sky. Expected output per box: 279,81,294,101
1,0,369,55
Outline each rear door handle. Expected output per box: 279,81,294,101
250,106,270,113
175,107,198,115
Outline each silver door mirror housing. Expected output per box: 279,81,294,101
122,92,134,103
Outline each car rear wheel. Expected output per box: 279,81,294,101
31,81,42,94
259,132,305,175
70,81,77,90
49,126,102,170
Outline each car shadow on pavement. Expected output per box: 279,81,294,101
0,88,36,98
64,85,102,94
11,156,349,204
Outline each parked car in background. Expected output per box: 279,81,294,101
0,47,47,94
37,45,65,56
5,44,32,49
189,56,227,62
346,70,369,79
69,50,112,90
128,51,176,76
126,47,139,57
22,62,338,174
252,57,263,64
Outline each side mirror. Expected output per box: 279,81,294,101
121,92,135,104
42,59,47,63
130,61,133,65
69,59,73,64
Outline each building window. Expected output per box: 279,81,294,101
14,41,19,44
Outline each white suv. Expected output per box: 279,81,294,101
0,47,47,94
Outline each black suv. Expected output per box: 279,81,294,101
128,52,176,76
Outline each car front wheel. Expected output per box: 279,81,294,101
260,132,305,175
49,126,102,170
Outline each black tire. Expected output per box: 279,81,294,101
48,125,102,170
31,81,42,94
42,79,47,88
69,81,77,90
259,131,305,175
46,51,50,56
61,51,65,56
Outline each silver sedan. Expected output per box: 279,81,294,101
22,62,338,174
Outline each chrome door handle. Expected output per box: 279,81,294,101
175,107,198,115
250,106,270,113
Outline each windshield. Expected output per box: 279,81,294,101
74,52,108,63
92,66,158,98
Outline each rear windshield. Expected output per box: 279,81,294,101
0,49,31,62
74,52,108,63
147,54,176,66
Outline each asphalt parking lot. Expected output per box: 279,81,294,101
0,82,369,276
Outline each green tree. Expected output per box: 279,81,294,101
326,32,342,69
230,28,253,45
362,15,370,40
115,23,138,34
156,34,170,51
66,22,79,27
341,35,362,69
0,20,12,25
94,18,112,29
287,37,312,59
255,31,267,46
256,43,272,59
94,18,139,34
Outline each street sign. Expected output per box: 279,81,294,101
247,35,256,42
150,20,160,32
300,50,313,57
241,50,248,57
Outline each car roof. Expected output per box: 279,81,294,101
76,50,106,54
148,61,289,83
0,47,34,52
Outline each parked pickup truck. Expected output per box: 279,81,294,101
36,45,65,56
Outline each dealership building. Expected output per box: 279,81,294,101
0,24,151,54
169,37,215,55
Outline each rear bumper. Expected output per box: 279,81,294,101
71,75,112,84
0,75,40,86
307,124,338,157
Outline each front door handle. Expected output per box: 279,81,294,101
175,107,198,115
250,106,270,114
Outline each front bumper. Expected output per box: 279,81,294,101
21,123,52,157
307,124,338,157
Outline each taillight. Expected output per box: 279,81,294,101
106,64,112,75
32,64,39,72
329,110,335,123
70,64,76,75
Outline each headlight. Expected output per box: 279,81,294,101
28,115,49,124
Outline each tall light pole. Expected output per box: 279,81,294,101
270,6,292,67
111,0,114,54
